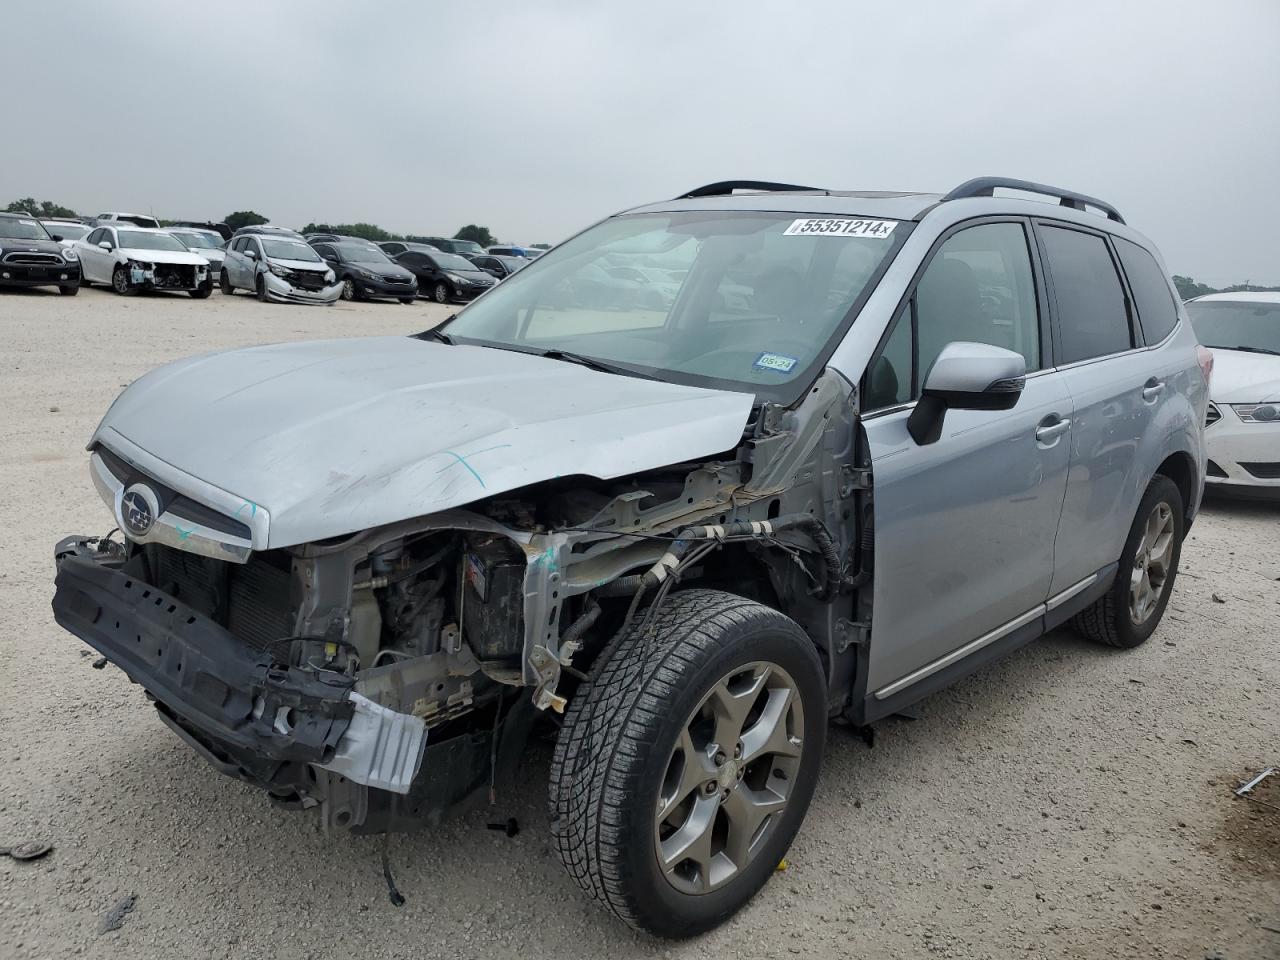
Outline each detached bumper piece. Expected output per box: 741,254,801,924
51,544,425,802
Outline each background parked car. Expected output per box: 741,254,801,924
75,225,211,297
377,240,440,257
414,236,486,257
40,218,91,250
312,241,418,303
469,254,528,280
169,228,227,276
487,244,532,258
231,224,305,240
170,220,232,242
220,233,342,304
393,247,497,302
0,212,81,295
1186,291,1280,498
91,212,161,229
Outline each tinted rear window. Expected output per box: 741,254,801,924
1040,225,1132,364
1115,238,1178,344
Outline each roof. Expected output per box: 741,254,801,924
628,190,941,222
1189,291,1280,304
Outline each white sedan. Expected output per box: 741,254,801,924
75,224,213,298
1186,291,1280,498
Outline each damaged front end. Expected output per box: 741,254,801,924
52,366,867,833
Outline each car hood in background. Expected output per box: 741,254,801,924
1208,348,1280,402
0,236,67,257
352,262,415,279
117,247,213,267
92,337,754,547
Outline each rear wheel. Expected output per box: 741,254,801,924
1072,475,1184,648
111,266,136,296
549,589,825,937
219,270,235,295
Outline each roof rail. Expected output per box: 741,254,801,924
676,180,824,199
941,177,1125,224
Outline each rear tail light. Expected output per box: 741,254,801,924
1196,345,1214,390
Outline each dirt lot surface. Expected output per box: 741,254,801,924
2,286,1278,959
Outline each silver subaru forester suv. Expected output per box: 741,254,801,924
53,177,1208,937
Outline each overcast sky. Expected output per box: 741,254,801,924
5,1,1277,284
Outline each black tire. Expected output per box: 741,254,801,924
549,589,826,937
59,283,79,296
189,279,213,299
432,281,449,304
399,296,415,305
1072,475,1184,648
341,278,358,302
255,273,269,303
219,270,235,295
111,266,137,296
79,272,92,288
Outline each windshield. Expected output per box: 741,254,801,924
436,252,479,271
443,211,907,399
43,222,89,240
118,230,187,252
1188,300,1280,354
334,242,391,264
0,217,53,241
173,231,222,249
262,239,323,262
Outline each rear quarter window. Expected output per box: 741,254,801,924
1114,238,1179,344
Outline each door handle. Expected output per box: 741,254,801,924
1035,416,1071,443
1142,378,1165,402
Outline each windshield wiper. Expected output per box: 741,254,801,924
1207,344,1280,356
416,327,454,345
537,348,648,378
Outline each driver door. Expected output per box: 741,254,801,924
859,219,1072,706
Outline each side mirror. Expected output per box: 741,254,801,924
51,234,63,242
98,240,113,250
907,342,1026,445
245,249,257,259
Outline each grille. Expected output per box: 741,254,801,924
3,252,63,265
150,544,294,651
1205,403,1221,427
291,270,329,291
1240,462,1280,479
381,274,411,284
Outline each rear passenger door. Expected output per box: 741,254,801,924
860,219,1074,702
1035,222,1152,594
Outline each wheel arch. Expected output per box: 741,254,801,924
1153,449,1198,533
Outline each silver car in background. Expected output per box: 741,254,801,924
52,176,1207,938
168,228,227,278
219,232,342,304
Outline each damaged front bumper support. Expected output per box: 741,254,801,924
51,541,426,796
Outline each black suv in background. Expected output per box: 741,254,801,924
311,240,418,303
413,236,486,257
0,212,81,295
393,248,497,302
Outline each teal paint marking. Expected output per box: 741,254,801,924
234,500,259,520
435,445,513,490
175,524,194,542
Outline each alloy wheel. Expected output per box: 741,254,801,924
1129,501,1174,624
654,661,804,895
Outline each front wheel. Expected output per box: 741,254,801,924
1072,474,1184,648
399,296,415,305
219,270,235,295
189,278,213,299
549,589,826,937
341,278,358,301
111,266,136,296
255,273,269,303
59,283,79,296
432,281,449,304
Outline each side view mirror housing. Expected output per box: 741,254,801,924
907,341,1026,445
51,234,63,242
244,249,257,259
98,240,113,250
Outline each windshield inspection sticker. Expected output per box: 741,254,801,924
783,217,896,239
754,352,798,374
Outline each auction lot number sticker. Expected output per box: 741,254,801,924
783,217,897,239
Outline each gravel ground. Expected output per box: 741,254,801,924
2,285,1278,959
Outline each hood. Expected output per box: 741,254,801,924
0,235,65,256
352,261,414,279
271,256,329,271
1208,347,1280,403
118,246,212,267
93,336,754,548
